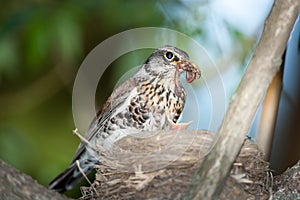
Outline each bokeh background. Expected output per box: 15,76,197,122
0,0,299,198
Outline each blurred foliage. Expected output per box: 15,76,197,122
0,0,261,198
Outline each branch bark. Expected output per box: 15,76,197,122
185,0,300,199
0,160,71,200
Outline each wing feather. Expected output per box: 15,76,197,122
71,78,138,162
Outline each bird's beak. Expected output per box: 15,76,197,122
172,60,201,83
171,61,179,65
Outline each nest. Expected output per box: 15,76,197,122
80,130,271,200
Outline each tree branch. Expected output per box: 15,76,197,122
0,160,71,200
185,0,300,199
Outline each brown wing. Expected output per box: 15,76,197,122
70,77,138,162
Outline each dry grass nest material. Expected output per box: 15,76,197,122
80,130,271,200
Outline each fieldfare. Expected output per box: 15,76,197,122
49,45,201,192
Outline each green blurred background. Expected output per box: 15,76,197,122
2,0,299,198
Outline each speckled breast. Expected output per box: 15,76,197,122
126,81,186,131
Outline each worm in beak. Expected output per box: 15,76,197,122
172,61,201,83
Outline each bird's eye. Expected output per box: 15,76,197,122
165,51,174,60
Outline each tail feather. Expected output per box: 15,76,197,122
49,161,93,193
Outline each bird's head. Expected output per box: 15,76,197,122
142,45,201,83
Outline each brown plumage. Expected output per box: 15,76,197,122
49,45,201,192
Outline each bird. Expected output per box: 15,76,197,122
49,45,201,193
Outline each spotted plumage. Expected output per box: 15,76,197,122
49,45,201,192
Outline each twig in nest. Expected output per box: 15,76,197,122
76,160,99,197
126,164,158,191
73,128,105,152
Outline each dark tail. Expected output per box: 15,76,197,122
49,161,93,193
